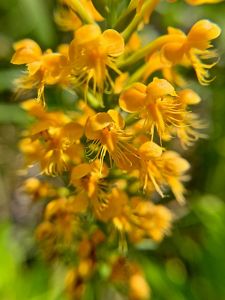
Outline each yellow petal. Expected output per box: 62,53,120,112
97,188,127,222
91,160,109,177
178,89,201,105
85,0,104,21
21,99,45,115
119,83,147,113
107,109,125,129
30,121,56,136
163,151,190,174
62,122,83,141
54,7,82,31
187,20,221,50
102,29,124,57
85,113,112,140
57,43,69,56
41,53,68,83
11,39,42,64
161,42,184,64
27,61,42,76
139,141,163,159
71,163,91,181
75,24,101,45
146,77,177,100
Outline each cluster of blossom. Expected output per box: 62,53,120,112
11,0,221,299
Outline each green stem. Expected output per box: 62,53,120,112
117,34,186,68
122,0,160,41
69,0,94,24
113,4,135,30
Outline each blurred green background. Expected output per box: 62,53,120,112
0,0,225,299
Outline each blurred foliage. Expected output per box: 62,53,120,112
0,0,225,300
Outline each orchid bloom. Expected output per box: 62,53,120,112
21,100,83,175
161,20,221,85
85,109,139,171
137,141,190,203
119,78,185,140
69,25,124,96
11,39,69,102
70,160,109,216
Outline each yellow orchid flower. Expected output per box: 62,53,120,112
42,198,77,244
69,24,124,96
159,151,190,204
173,89,207,148
129,197,173,242
23,177,56,201
137,141,190,203
123,19,220,85
39,128,83,176
96,188,129,223
161,20,221,85
70,160,109,216
19,138,45,168
98,189,172,244
119,78,185,140
138,141,164,195
21,100,84,175
11,39,69,103
85,109,140,171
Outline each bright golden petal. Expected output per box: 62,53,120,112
75,24,101,45
161,42,184,64
85,113,112,140
62,122,84,141
119,83,147,113
102,29,124,57
11,39,42,64
107,109,125,129
163,151,190,174
139,141,163,159
71,163,91,181
85,0,104,21
178,89,201,105
146,77,177,100
187,20,221,50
